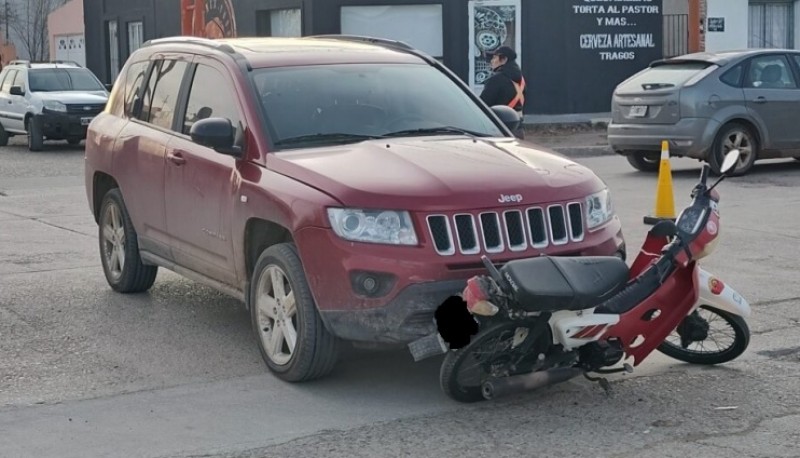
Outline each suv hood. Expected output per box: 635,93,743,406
268,136,605,211
37,91,108,103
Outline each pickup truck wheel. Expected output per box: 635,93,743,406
250,243,340,382
0,124,9,146
98,189,158,293
27,115,44,151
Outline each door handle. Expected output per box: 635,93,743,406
753,96,767,104
167,151,186,165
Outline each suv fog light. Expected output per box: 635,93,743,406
350,271,396,298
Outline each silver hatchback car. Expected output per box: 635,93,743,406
608,49,800,176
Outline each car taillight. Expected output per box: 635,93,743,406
462,276,499,316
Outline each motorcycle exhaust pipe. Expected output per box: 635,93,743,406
481,367,584,400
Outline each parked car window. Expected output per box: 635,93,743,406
28,68,105,92
1,70,17,92
140,59,189,130
792,54,800,73
12,70,26,91
123,60,150,118
252,63,505,148
745,55,796,89
182,64,241,137
720,64,743,87
616,62,712,92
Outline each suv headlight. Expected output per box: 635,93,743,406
327,208,418,245
586,189,614,229
43,100,67,112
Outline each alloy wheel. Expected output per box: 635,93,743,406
101,203,126,281
255,265,298,366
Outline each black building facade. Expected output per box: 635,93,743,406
84,0,663,116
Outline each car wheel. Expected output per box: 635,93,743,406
249,243,341,382
709,123,757,176
98,188,158,293
626,152,661,172
0,124,9,147
27,115,44,152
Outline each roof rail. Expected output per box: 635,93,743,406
143,35,237,54
9,59,30,67
309,34,415,51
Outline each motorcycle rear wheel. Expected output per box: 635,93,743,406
657,305,750,365
439,320,547,403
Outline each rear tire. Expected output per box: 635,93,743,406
626,152,660,172
657,305,750,365
98,188,158,293
440,320,547,403
0,124,9,147
709,123,757,176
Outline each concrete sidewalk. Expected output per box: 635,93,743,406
522,123,614,158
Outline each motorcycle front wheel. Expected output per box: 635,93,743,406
439,320,547,403
657,305,750,365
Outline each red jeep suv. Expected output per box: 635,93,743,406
84,35,625,382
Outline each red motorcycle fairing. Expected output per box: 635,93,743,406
605,261,699,366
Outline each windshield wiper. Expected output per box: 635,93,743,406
382,126,487,139
274,132,385,146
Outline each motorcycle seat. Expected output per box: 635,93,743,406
499,256,629,312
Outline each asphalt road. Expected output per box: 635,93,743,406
1,138,799,458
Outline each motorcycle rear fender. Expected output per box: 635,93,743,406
695,268,752,318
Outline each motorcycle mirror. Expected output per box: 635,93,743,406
720,149,741,175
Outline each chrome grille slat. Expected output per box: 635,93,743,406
427,201,584,256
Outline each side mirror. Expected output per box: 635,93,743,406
10,85,24,96
720,149,741,175
490,105,521,137
189,117,241,157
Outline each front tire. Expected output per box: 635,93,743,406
657,305,750,365
626,152,660,172
249,243,341,382
0,123,9,147
98,188,158,293
27,115,44,152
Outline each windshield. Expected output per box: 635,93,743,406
29,68,106,92
251,63,506,148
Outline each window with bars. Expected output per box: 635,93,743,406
749,1,795,48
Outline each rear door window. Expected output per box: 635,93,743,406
617,62,712,92
138,59,189,130
744,55,796,89
720,64,744,87
123,61,150,118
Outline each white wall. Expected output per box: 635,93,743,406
663,0,689,15
705,0,749,52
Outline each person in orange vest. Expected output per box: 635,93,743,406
480,46,526,139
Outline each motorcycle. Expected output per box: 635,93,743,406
411,149,751,403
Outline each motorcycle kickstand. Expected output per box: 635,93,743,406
583,364,634,396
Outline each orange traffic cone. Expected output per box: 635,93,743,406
643,140,676,225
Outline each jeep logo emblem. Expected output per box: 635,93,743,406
498,193,523,204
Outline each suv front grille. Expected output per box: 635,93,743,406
66,103,105,115
426,203,585,256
